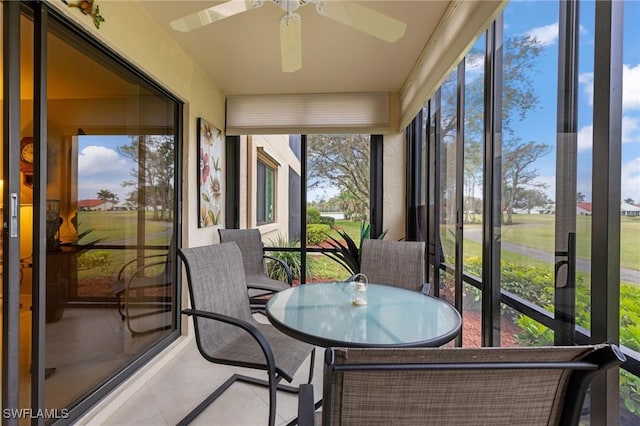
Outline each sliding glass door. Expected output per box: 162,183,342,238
3,3,182,422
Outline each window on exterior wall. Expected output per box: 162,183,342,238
257,149,278,225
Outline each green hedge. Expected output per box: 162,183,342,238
318,215,335,228
307,224,331,245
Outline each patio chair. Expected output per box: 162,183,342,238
359,239,425,292
111,238,174,336
218,228,293,311
296,344,625,426
178,242,315,426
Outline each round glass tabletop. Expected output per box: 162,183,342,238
266,282,461,347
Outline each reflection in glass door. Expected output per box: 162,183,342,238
1,4,180,421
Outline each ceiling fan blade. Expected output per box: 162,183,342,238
170,0,263,32
317,1,406,43
280,13,302,73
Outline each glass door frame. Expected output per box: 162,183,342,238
3,2,48,419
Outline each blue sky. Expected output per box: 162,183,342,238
504,0,640,203
78,135,132,200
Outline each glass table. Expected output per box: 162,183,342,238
265,282,462,347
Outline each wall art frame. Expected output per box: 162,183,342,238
197,117,223,228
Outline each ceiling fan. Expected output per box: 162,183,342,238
170,0,407,73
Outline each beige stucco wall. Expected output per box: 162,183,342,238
382,132,407,241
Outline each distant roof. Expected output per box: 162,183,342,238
622,203,640,212
78,199,108,208
577,202,592,211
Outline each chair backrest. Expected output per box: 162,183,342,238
321,345,624,426
360,239,425,291
218,228,266,277
177,242,254,358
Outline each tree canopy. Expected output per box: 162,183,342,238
119,135,174,220
307,134,370,220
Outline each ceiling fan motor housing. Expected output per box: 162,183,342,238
274,0,302,13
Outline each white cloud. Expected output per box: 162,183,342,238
579,72,594,106
78,145,127,175
622,156,640,201
579,24,588,36
78,145,130,200
622,116,640,144
535,175,556,199
525,22,559,47
577,124,593,152
575,116,638,153
580,64,640,111
623,63,640,111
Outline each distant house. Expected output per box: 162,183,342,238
577,202,592,216
621,203,640,217
531,203,555,215
78,199,115,211
112,200,136,211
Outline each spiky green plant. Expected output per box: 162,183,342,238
320,222,387,276
264,234,302,282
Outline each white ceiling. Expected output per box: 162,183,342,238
139,1,458,96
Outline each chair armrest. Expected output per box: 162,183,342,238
297,384,316,426
182,308,277,374
117,254,168,281
124,260,172,292
263,254,293,286
247,283,288,292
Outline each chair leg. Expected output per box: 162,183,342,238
177,373,301,426
307,348,316,384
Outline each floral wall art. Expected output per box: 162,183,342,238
197,118,223,228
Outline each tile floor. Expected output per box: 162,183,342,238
98,315,323,426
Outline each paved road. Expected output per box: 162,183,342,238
464,227,640,285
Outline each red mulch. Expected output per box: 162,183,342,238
76,278,115,297
461,310,520,347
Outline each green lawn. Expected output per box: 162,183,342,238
77,210,171,244
458,214,639,271
74,210,172,281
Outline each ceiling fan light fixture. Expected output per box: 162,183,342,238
277,0,302,13
280,12,302,73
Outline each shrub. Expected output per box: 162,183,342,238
318,215,335,228
307,224,331,245
77,251,112,274
307,207,321,224
264,235,302,281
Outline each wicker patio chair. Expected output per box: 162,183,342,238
296,344,625,426
218,228,293,311
359,239,425,292
178,241,315,426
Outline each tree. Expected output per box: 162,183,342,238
502,138,552,224
119,135,175,220
513,188,552,214
97,189,118,203
449,33,550,225
307,134,369,221
577,192,586,202
624,198,635,205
